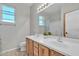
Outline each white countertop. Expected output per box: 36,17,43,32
26,35,79,56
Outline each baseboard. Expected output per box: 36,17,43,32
1,41,25,54
1,48,18,54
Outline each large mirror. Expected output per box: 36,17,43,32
36,3,62,36
37,3,79,39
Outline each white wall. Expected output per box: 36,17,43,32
48,12,61,36
0,4,30,52
30,3,42,35
62,3,79,13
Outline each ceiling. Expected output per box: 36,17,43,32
2,3,33,8
39,3,62,16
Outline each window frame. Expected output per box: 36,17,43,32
0,4,16,25
38,16,45,26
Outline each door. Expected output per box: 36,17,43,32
64,10,79,39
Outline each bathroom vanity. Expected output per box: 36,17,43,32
26,36,64,56
26,35,79,56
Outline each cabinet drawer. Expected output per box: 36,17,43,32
34,42,39,48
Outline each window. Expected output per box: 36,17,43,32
38,16,45,26
2,5,15,23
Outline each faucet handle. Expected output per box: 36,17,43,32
65,32,68,34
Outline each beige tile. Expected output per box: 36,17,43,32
1,49,27,56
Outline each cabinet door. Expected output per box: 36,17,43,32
26,38,34,56
28,39,34,56
49,50,54,56
34,47,39,56
39,44,49,56
50,50,64,56
34,42,39,56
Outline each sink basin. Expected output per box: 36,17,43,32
33,35,68,48
44,39,68,48
52,41,67,48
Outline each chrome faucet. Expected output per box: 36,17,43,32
57,36,62,42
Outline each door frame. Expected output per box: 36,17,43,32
64,9,79,37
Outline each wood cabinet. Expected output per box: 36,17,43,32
26,38,34,56
26,38,64,56
39,44,49,56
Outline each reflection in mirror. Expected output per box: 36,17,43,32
64,10,79,39
36,3,79,40
38,16,45,26
37,4,62,37
37,15,48,34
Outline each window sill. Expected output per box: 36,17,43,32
0,21,16,26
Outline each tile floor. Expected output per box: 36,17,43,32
1,49,26,56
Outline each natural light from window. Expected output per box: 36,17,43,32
2,5,15,23
38,16,45,26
